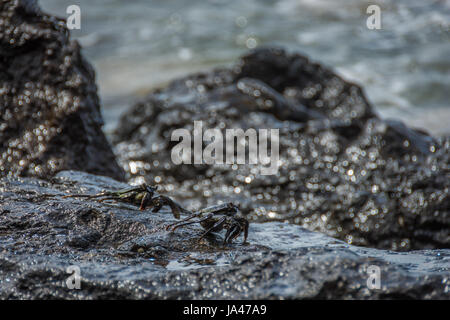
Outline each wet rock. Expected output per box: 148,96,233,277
0,0,125,181
113,47,449,251
0,171,448,299
234,47,375,123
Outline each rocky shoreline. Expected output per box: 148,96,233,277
0,171,448,299
0,0,448,299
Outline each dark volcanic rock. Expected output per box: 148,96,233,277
0,0,125,181
114,47,449,251
0,171,448,299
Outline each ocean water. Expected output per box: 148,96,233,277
39,0,450,135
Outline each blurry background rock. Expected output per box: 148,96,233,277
0,0,125,181
39,0,450,136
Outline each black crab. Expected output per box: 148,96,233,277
62,183,188,219
166,202,249,244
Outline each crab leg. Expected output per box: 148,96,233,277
116,186,145,194
224,224,242,244
62,192,113,199
165,212,202,230
169,213,214,231
144,195,189,219
139,192,152,211
198,217,227,241
96,196,123,202
158,196,191,219
223,224,237,243
242,222,249,244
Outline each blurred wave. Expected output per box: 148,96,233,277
40,0,450,135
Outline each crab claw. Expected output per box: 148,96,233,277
242,219,249,244
139,192,152,211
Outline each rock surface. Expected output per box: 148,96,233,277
0,171,448,299
114,47,449,251
1,1,448,300
0,0,124,181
